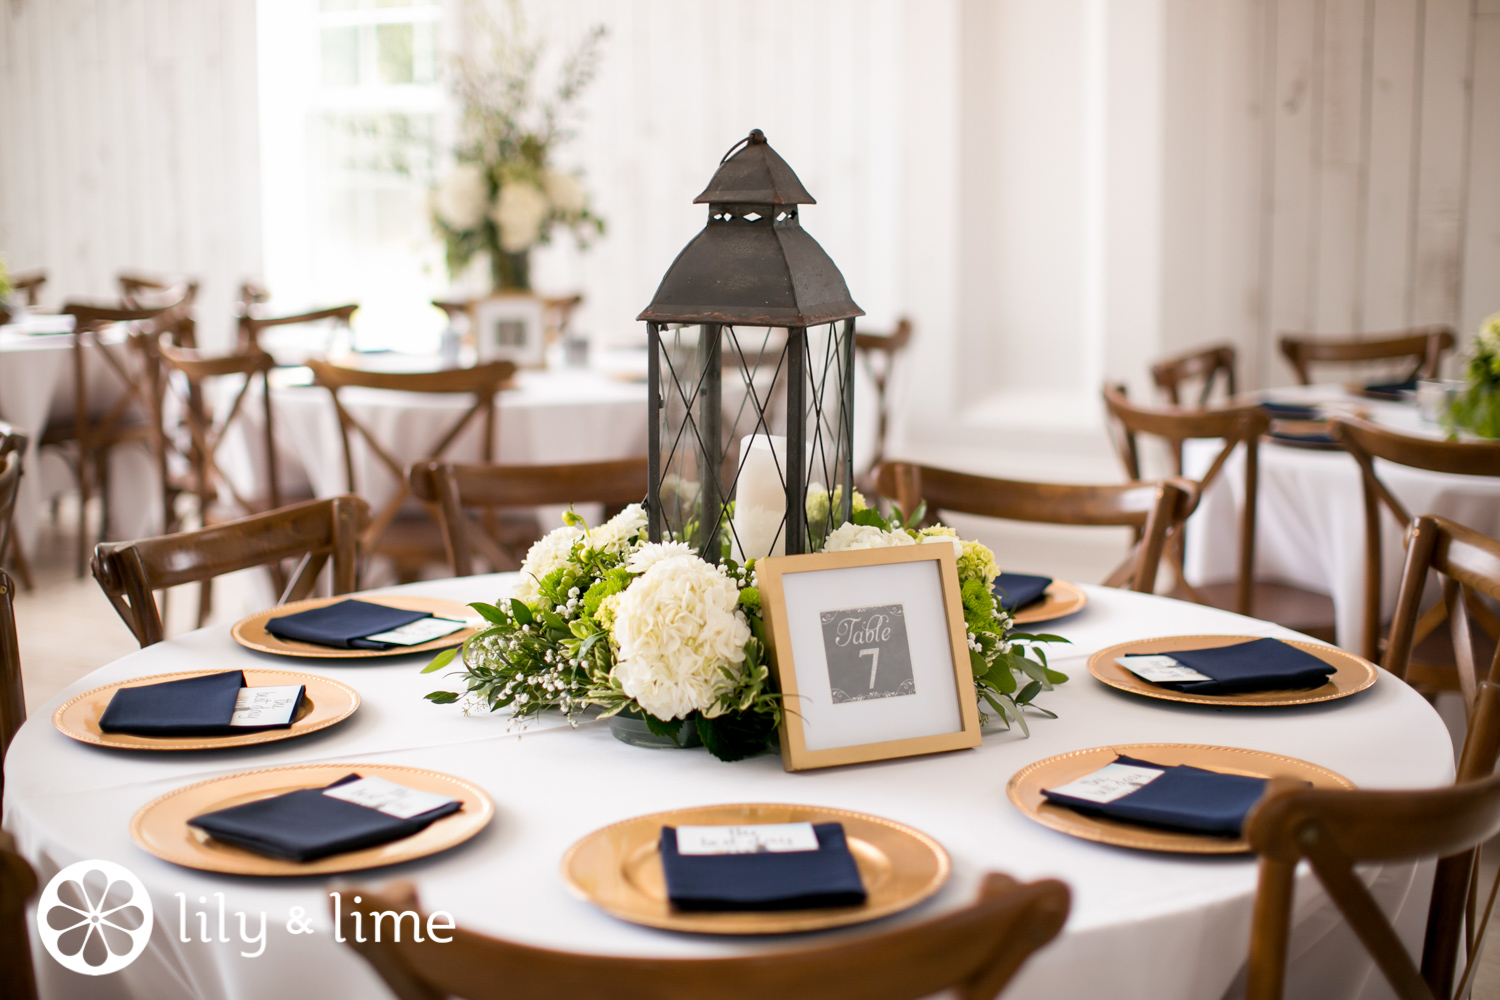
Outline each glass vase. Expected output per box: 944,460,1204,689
607,709,702,749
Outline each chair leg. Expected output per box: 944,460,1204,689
197,576,214,630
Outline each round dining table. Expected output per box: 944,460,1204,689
3,578,1453,1000
1183,384,1500,649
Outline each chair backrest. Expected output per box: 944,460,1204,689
0,432,24,580
874,462,1200,593
308,360,516,552
237,302,358,354
91,495,370,647
0,567,24,800
1278,326,1455,386
10,269,45,307
408,458,648,576
118,273,199,348
1245,684,1500,1000
1150,343,1238,407
1328,415,1500,660
337,872,1069,1000
0,831,39,1000
854,318,913,468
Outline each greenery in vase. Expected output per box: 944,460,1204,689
1447,312,1500,439
0,258,11,302
430,1,607,291
423,493,1068,762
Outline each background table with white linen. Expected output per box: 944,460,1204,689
3,580,1453,1000
1183,385,1500,649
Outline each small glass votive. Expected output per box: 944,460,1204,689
1417,379,1462,424
563,334,591,368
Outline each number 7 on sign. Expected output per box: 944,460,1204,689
860,648,880,690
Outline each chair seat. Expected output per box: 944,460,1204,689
1185,581,1337,643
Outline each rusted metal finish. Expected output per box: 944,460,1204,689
692,129,816,205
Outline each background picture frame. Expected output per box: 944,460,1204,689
470,294,546,367
756,544,981,771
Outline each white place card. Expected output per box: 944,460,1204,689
228,685,304,727
1047,762,1165,804
322,776,458,819
1116,654,1213,684
365,617,468,646
675,822,821,855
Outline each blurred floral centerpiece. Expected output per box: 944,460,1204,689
1448,312,1500,439
423,494,1068,763
431,4,606,292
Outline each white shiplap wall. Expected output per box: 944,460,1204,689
0,0,262,352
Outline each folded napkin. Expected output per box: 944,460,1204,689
188,774,462,862
1042,754,1270,836
1130,637,1336,695
659,823,867,912
265,600,432,650
1363,379,1418,398
99,670,274,737
993,573,1053,613
1260,401,1322,420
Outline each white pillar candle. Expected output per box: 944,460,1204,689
731,434,788,562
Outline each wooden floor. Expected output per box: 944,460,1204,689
7,499,1500,994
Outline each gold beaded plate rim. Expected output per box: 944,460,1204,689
52,668,360,751
1007,743,1355,854
1086,634,1377,707
1010,579,1089,624
560,802,951,935
230,595,480,659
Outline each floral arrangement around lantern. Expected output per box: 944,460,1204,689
1446,312,1500,439
423,496,1069,763
430,5,606,292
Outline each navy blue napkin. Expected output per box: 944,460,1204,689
265,600,432,650
99,670,255,737
993,573,1053,613
659,823,867,911
1142,637,1337,694
188,774,462,862
1363,379,1418,399
1042,754,1271,836
1260,401,1322,420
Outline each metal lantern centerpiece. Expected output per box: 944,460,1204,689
639,130,864,561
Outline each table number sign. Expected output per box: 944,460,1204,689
756,545,981,771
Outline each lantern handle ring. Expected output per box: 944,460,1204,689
720,129,767,163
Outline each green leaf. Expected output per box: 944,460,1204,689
424,691,460,704
569,620,591,639
696,710,777,762
969,649,989,677
907,500,927,527
640,711,686,740
469,602,507,625
509,598,534,624
852,507,888,529
421,646,459,673
1007,632,1069,644
1044,668,1069,685
1016,680,1042,704
983,659,1018,694
998,693,1029,737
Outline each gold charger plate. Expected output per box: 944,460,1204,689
1087,634,1377,707
1008,743,1354,854
1011,579,1088,624
561,802,950,935
130,763,494,875
231,595,479,659
53,669,359,751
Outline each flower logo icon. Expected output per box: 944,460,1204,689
36,860,153,976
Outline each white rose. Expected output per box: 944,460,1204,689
432,163,490,232
820,522,917,553
491,182,549,253
543,170,587,216
612,555,751,720
511,524,582,605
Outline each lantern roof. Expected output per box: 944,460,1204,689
638,130,863,327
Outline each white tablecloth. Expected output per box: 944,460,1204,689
1184,385,1500,649
3,580,1453,1000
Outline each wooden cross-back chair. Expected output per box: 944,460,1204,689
118,272,200,348
0,425,31,589
0,565,24,802
10,269,45,306
1150,343,1237,407
337,873,1069,1000
854,317,912,470
237,302,358,356
0,830,39,1000
1102,384,1268,613
158,346,287,627
1279,326,1454,386
409,458,648,576
307,360,516,566
875,462,1200,594
46,300,182,573
1327,415,1500,664
1246,679,1500,1000
91,495,369,647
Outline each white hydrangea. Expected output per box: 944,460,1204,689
491,182,549,253
612,554,751,721
543,170,587,216
511,524,582,605
821,522,917,552
432,163,490,232
626,540,695,575
581,503,648,557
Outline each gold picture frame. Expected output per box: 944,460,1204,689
756,544,982,771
